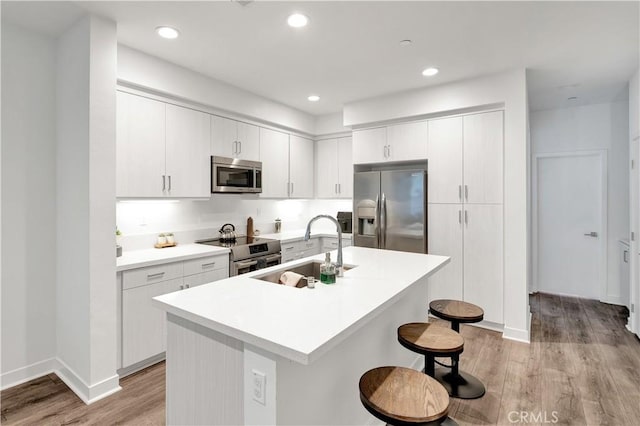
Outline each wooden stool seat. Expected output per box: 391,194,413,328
398,323,464,355
359,366,451,425
429,300,484,326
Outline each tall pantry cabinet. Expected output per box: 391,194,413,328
427,111,504,324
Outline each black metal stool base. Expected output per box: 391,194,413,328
433,367,486,400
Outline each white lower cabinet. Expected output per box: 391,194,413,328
427,204,464,301
463,204,503,324
120,254,229,371
122,278,182,367
321,237,352,253
427,203,503,324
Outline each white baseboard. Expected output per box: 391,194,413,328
56,357,121,404
601,295,627,307
503,326,530,343
0,357,58,390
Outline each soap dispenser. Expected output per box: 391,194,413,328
320,252,336,284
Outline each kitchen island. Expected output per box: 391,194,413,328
153,246,449,425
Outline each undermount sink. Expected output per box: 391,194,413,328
252,260,356,288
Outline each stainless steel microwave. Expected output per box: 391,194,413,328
211,156,262,193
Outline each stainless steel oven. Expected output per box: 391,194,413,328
197,236,281,276
211,156,262,193
232,252,282,276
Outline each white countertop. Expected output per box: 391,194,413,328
258,229,352,243
152,246,449,365
117,243,230,272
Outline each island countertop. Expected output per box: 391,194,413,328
152,246,449,365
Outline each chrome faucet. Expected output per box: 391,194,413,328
305,214,343,277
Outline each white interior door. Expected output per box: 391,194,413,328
535,152,606,299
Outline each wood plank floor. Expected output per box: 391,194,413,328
2,293,639,425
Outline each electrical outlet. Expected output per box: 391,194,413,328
252,369,266,405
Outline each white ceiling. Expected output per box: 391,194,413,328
3,1,639,115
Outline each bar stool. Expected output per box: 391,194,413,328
428,299,486,399
359,366,457,425
397,323,464,378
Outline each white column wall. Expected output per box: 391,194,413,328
56,14,120,403
344,69,530,342
0,22,58,388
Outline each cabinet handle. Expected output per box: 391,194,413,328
233,141,238,154
335,183,338,194
185,284,190,289
624,250,629,263
180,285,184,290
162,175,166,191
383,145,388,158
464,185,468,201
168,175,172,191
464,210,468,225
238,141,242,154
147,272,165,279
338,183,341,194
458,210,462,224
290,182,294,195
458,185,462,201
201,262,216,269
285,246,295,251
387,145,391,159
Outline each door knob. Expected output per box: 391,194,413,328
584,232,598,237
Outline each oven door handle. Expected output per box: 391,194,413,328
264,254,282,262
235,260,258,268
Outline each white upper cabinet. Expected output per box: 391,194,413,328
117,91,166,197
259,127,290,198
116,91,210,198
463,111,504,204
316,136,353,198
353,127,386,164
353,122,427,164
386,121,428,162
211,115,259,161
337,136,354,198
165,104,211,198
289,135,314,198
427,117,464,203
315,138,339,198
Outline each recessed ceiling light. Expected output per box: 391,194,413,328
156,26,180,39
422,67,439,77
288,13,309,28
399,39,412,46
307,95,320,102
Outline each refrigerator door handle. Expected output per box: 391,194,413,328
375,194,380,247
381,193,387,248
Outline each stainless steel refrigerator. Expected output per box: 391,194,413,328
353,169,427,253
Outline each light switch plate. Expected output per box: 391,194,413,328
252,369,266,405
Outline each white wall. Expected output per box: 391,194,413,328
1,22,57,387
118,45,316,136
117,198,352,250
630,70,639,140
56,15,120,403
315,112,350,137
344,69,530,342
531,101,630,305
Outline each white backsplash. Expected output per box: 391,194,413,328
117,196,352,251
